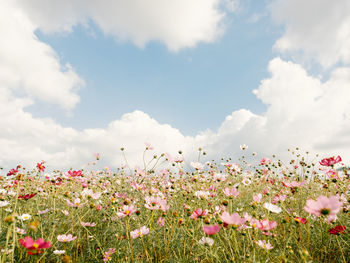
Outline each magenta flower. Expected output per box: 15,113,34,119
220,212,246,227
19,236,51,255
202,225,221,235
190,208,209,220
319,156,342,166
304,195,342,218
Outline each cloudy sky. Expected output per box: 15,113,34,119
1,0,350,170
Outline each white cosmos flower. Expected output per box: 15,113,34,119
0,201,9,207
53,250,66,255
263,203,282,213
242,178,251,186
240,144,248,150
199,237,214,246
18,213,32,221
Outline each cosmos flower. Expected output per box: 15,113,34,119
19,236,51,255
256,240,273,250
304,195,342,220
319,156,342,166
202,225,221,235
57,234,77,242
130,226,149,239
199,237,214,246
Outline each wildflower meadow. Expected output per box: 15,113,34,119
0,146,349,262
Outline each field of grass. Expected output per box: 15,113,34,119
0,147,349,262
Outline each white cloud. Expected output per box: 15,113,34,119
0,1,83,110
15,0,228,51
1,57,350,171
270,0,350,68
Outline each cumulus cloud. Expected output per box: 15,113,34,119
270,0,350,68
2,57,350,171
0,1,83,110
15,0,228,51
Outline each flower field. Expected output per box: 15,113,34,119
0,147,349,262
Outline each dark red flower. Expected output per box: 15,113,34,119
67,170,83,177
18,193,37,200
328,225,346,235
7,168,18,176
319,156,342,166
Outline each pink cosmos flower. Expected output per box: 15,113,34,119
328,225,346,235
81,222,97,227
304,195,342,219
19,236,51,255
256,219,278,231
103,248,116,262
144,196,170,211
117,205,137,218
67,198,84,208
145,143,154,150
253,193,263,203
260,158,272,165
157,217,165,227
220,212,246,227
130,226,150,239
202,225,221,235
57,234,77,242
190,208,209,220
256,240,273,250
282,181,306,188
319,156,342,166
190,162,204,170
223,187,239,198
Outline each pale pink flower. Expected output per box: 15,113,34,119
67,198,83,208
103,248,116,262
256,240,273,250
81,222,97,227
282,181,306,188
130,226,149,239
157,217,165,227
260,158,272,165
220,212,246,227
57,234,77,242
304,195,342,219
117,205,137,218
223,187,239,198
145,143,154,150
199,237,214,246
256,219,278,231
190,162,204,170
144,196,169,211
253,193,262,203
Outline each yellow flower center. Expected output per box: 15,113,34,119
33,243,38,249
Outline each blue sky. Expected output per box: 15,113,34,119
28,2,281,135
1,0,350,170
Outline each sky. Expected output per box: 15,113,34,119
1,0,350,171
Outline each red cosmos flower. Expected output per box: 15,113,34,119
36,162,45,173
19,236,51,255
67,170,83,177
319,156,342,166
7,168,18,176
294,217,307,224
202,225,221,235
328,225,346,235
18,193,37,200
